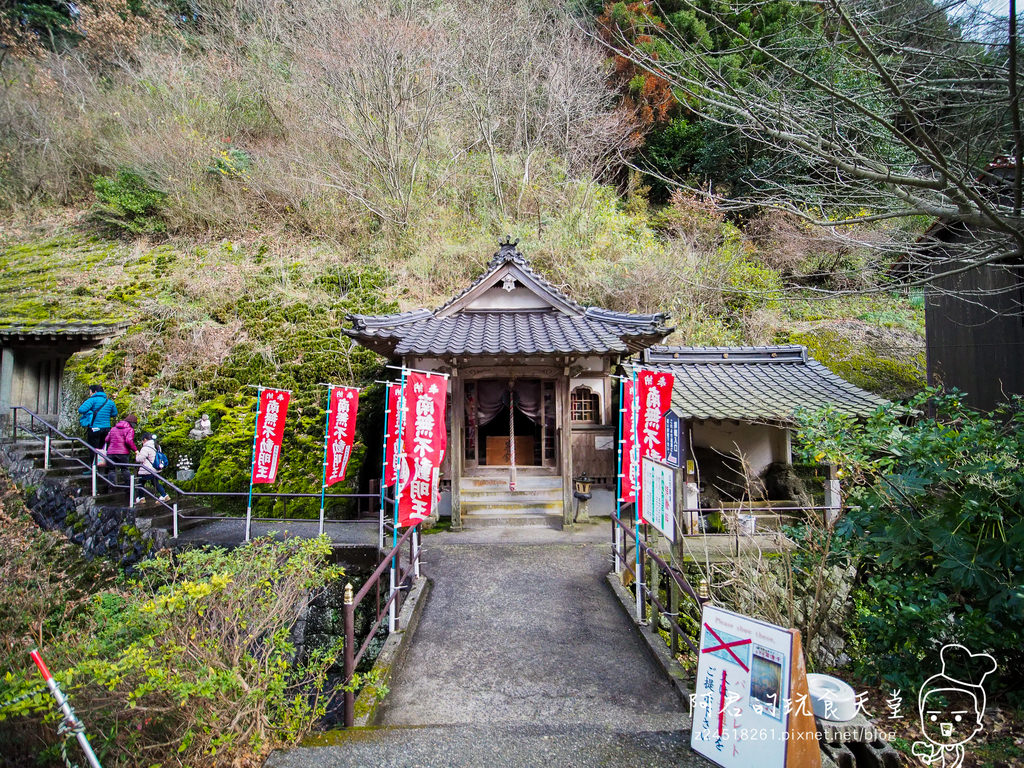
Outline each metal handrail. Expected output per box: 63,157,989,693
341,522,420,727
8,406,378,519
612,514,704,658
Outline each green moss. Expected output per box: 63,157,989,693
789,328,926,399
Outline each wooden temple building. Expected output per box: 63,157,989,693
346,239,887,530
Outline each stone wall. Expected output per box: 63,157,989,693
0,442,167,570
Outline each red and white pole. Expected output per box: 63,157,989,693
29,649,103,768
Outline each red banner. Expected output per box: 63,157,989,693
384,383,402,488
636,369,674,523
620,378,639,505
253,388,290,484
325,386,359,486
637,370,675,462
397,372,447,527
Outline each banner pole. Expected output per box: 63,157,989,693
244,386,263,542
378,383,392,553
318,385,332,537
390,367,409,633
632,366,643,622
615,374,624,575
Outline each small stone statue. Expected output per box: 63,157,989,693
188,413,213,440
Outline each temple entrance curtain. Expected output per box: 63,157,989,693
468,379,551,428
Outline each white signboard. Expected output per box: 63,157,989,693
641,457,675,542
691,605,817,768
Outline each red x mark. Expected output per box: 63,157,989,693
702,623,751,672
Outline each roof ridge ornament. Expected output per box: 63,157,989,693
490,236,526,268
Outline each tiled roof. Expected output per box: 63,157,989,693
640,345,889,423
346,239,671,357
434,239,587,318
349,309,667,356
0,321,127,343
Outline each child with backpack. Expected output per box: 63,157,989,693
136,433,170,503
104,414,139,486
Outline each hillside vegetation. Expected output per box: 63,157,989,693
0,0,926,508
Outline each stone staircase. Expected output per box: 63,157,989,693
459,470,564,529
2,435,209,537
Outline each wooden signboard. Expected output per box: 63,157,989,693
691,605,820,768
665,411,681,467
485,436,535,466
641,457,675,542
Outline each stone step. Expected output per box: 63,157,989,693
461,497,564,513
461,475,562,491
460,487,563,502
147,512,209,533
461,511,564,529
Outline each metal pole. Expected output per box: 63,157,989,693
413,528,420,578
10,407,17,439
385,364,450,379
632,367,643,621
388,555,397,633
614,376,624,575
91,463,97,498
244,387,264,542
172,502,178,539
318,385,332,537
129,475,135,508
343,583,355,728
29,650,102,768
44,434,50,470
378,383,393,553
389,368,409,634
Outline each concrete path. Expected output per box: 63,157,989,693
267,522,711,768
377,524,683,729
173,518,380,547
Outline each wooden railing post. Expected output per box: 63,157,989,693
670,578,679,657
650,551,660,630
343,582,355,728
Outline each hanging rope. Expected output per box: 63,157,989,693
508,380,517,491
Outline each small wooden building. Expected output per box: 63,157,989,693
0,322,125,429
347,240,890,529
641,345,888,517
346,238,670,528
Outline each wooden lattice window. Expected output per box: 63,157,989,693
571,386,600,423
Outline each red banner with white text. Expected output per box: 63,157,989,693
397,372,447,527
637,370,675,462
619,378,639,505
253,388,290,484
325,386,359,486
384,383,402,488
636,369,674,522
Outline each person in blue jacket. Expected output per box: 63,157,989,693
78,384,118,467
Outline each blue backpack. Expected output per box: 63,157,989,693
154,451,169,471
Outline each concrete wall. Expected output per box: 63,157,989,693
690,421,791,480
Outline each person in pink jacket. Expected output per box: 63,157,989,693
104,414,138,486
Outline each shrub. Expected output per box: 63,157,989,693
0,526,343,767
91,169,167,236
795,391,1024,701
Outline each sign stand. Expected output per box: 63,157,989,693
244,386,264,542
691,604,821,768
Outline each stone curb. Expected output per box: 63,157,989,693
604,571,691,707
352,575,432,727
